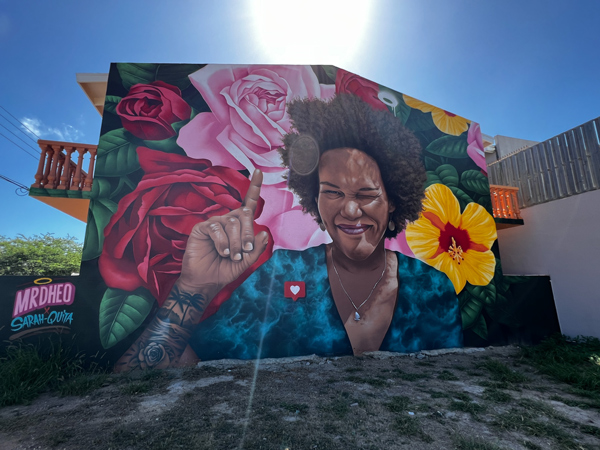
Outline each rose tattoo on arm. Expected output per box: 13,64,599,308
115,283,208,371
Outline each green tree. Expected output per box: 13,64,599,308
0,234,83,276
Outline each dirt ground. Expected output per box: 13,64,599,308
1,346,599,450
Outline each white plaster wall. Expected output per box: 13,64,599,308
497,189,600,338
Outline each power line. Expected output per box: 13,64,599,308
0,132,39,160
0,106,40,142
0,173,29,196
0,122,40,153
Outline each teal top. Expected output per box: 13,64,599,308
190,245,462,360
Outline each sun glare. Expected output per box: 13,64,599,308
249,0,373,66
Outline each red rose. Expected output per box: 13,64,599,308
98,147,273,318
116,81,192,140
335,69,389,112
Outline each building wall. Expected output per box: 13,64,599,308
485,135,539,165
497,189,600,338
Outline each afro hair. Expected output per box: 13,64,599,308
279,94,426,237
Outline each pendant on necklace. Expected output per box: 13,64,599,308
354,311,360,321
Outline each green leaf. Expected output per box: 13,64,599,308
435,164,459,187
458,289,484,330
90,177,113,199
425,171,442,188
141,119,189,155
96,129,141,177
321,65,338,82
99,288,156,349
466,282,497,307
117,63,203,91
461,170,490,195
90,176,138,202
471,315,489,340
405,109,435,132
503,275,531,284
448,186,474,211
426,134,468,158
104,96,122,115
423,156,439,171
82,198,118,261
378,89,411,125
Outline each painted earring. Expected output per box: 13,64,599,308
388,218,395,231
319,222,326,231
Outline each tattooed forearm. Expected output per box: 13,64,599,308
158,284,210,328
114,283,209,372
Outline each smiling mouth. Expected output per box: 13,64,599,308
337,224,372,235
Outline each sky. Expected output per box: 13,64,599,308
0,0,599,242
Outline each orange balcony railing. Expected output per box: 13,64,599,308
490,185,522,220
31,140,97,191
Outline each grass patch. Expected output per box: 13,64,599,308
549,394,600,410
386,395,410,413
522,441,542,450
344,375,387,387
480,359,529,384
392,368,430,381
450,391,471,402
518,398,562,420
522,334,600,394
580,424,600,437
453,434,505,450
120,381,151,395
0,341,106,406
58,373,108,397
44,430,74,447
393,416,433,442
492,408,576,448
449,400,486,415
280,402,309,414
141,369,167,381
320,396,351,418
437,370,459,381
476,380,518,391
483,388,512,403
430,390,450,399
415,360,435,367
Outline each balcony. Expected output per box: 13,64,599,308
29,140,97,222
490,185,524,229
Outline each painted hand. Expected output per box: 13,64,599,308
177,169,269,301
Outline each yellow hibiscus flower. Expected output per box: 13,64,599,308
403,95,470,136
406,184,497,293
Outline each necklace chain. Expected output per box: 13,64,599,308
331,247,387,320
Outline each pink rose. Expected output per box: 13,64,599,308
178,65,334,184
335,69,389,112
177,65,335,251
117,81,191,141
467,122,487,174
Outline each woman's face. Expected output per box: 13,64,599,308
317,148,394,261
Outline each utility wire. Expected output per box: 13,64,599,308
0,132,39,160
0,106,40,142
0,122,40,153
0,173,29,196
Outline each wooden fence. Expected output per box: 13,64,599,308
488,117,600,208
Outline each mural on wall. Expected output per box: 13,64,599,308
29,62,553,372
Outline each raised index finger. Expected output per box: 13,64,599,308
242,169,263,214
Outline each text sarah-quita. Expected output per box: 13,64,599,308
11,310,74,332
